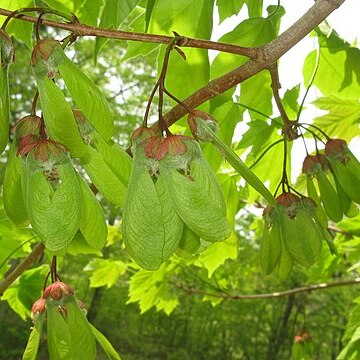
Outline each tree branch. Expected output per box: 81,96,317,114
0,242,45,296
0,8,256,58
173,277,360,300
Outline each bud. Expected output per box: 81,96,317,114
187,110,218,141
130,126,158,154
14,115,43,156
13,115,42,140
31,298,46,322
325,138,347,158
302,154,328,176
275,192,300,218
294,330,313,344
145,134,189,160
33,139,68,162
43,281,74,301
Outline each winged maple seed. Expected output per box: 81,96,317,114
122,126,231,270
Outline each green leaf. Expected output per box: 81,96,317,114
77,173,107,249
211,11,283,80
122,11,159,61
22,317,43,360
57,50,114,139
145,0,156,31
282,85,301,120
76,0,104,26
216,0,246,23
94,0,140,60
46,301,73,360
312,96,360,141
237,120,276,158
90,324,121,360
195,233,238,278
1,265,48,320
41,0,74,13
149,0,213,103
303,28,360,98
36,76,88,158
65,297,97,360
0,0,34,48
84,259,127,288
243,123,288,202
244,0,263,17
0,217,33,278
240,71,273,120
80,146,126,206
123,153,183,270
3,142,29,226
338,303,360,359
127,263,178,314
23,154,82,252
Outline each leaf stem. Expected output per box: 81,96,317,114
298,123,330,141
236,102,273,120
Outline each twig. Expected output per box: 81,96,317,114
0,242,45,296
269,65,292,128
173,277,360,300
0,7,256,58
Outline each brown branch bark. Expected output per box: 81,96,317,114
173,277,360,300
0,8,256,58
0,242,45,296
